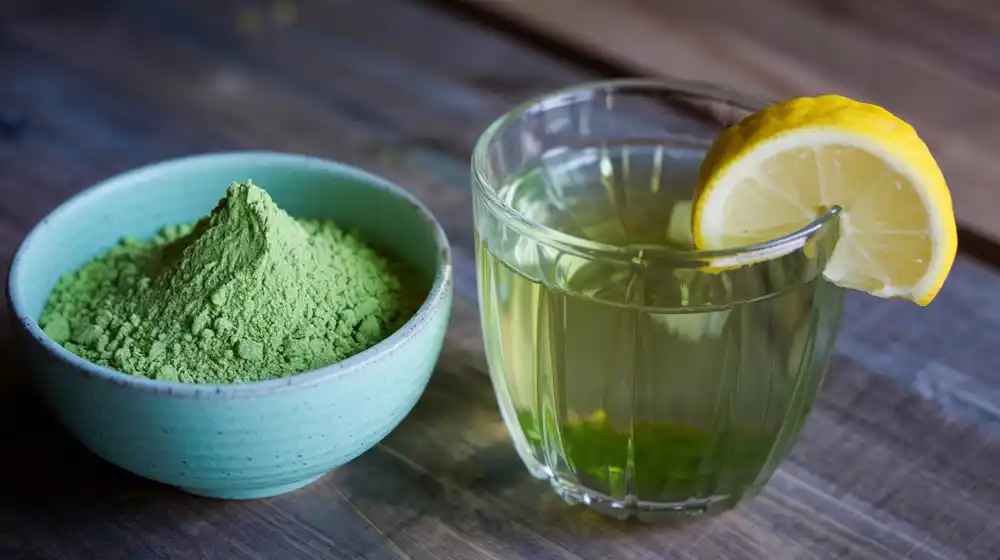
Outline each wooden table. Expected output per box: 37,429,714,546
1,1,998,558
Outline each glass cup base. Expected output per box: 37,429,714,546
548,475,751,521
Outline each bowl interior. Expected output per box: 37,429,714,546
10,152,444,329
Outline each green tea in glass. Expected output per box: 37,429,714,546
471,80,845,519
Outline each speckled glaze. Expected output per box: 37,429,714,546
6,152,453,499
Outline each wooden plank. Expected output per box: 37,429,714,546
0,0,998,557
457,0,1000,249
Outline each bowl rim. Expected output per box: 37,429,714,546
7,151,453,399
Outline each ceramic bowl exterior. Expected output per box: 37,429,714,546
7,152,452,499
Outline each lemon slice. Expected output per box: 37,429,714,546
692,95,957,305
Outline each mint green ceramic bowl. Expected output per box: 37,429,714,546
7,152,452,499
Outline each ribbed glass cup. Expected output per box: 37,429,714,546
471,79,844,520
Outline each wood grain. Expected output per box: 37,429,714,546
1,0,998,558
458,0,1000,249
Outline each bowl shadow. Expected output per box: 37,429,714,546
332,337,706,555
0,335,243,545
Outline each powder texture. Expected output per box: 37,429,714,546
40,181,415,384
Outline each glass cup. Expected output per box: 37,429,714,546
471,79,844,520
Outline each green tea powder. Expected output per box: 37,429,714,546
40,181,413,384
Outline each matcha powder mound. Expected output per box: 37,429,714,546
40,181,418,384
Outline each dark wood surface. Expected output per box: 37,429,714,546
1,1,999,558
464,0,1000,250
